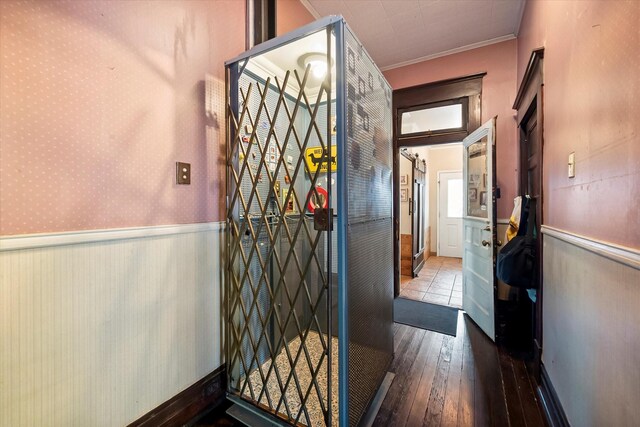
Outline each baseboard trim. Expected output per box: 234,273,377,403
541,225,640,270
128,364,227,427
0,221,225,251
537,364,570,427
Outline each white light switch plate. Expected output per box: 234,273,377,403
568,152,575,178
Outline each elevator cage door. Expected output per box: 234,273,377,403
225,16,394,427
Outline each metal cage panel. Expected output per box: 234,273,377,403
343,25,394,427
226,17,393,427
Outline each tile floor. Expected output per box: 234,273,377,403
399,256,462,308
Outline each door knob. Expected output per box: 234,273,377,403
483,225,491,231
482,240,491,247
497,239,503,247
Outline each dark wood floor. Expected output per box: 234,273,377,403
194,312,546,427
193,399,245,426
374,312,546,427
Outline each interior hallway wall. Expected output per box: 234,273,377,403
277,0,315,36
0,225,224,426
0,0,244,424
383,39,518,220
0,0,244,236
517,1,640,425
518,0,639,247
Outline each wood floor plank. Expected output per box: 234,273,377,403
394,324,410,353
422,335,454,426
512,359,546,427
461,314,512,427
405,333,445,426
388,331,438,426
375,326,426,426
440,312,466,427
498,350,526,426
486,347,510,427
464,316,491,427
373,314,545,427
456,323,474,427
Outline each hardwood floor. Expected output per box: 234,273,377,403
194,312,546,427
374,311,546,427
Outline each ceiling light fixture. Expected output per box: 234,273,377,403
298,52,333,79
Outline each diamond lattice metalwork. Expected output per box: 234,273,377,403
226,55,336,426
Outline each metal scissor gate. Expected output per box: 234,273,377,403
225,17,394,427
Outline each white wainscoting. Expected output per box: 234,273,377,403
0,222,225,426
541,226,640,427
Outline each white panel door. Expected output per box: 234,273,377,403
462,118,497,340
437,171,463,258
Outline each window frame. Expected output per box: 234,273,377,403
246,0,277,49
398,97,469,139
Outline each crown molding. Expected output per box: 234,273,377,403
299,0,321,19
380,34,516,72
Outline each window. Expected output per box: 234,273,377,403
393,74,483,147
400,101,464,136
447,178,463,218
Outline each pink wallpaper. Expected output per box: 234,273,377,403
277,0,315,36
518,0,640,247
383,40,518,219
0,0,244,236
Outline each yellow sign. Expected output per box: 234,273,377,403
305,146,337,173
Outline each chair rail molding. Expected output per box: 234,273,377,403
541,225,640,270
0,222,226,251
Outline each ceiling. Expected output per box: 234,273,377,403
301,0,525,70
245,29,336,98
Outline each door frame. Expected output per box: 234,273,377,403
513,47,545,379
393,74,484,297
436,169,463,257
411,156,427,276
398,149,427,277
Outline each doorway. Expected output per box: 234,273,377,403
398,143,463,309
392,74,483,298
399,150,427,279
437,170,463,258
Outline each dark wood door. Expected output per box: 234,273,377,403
412,158,426,276
519,104,543,374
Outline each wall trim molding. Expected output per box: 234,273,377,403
513,47,544,110
381,34,516,72
541,225,640,271
299,0,321,19
0,221,226,252
537,364,570,427
128,364,226,427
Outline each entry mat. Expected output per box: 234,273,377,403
394,297,459,336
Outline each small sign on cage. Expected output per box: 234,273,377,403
305,146,337,173
283,190,296,214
